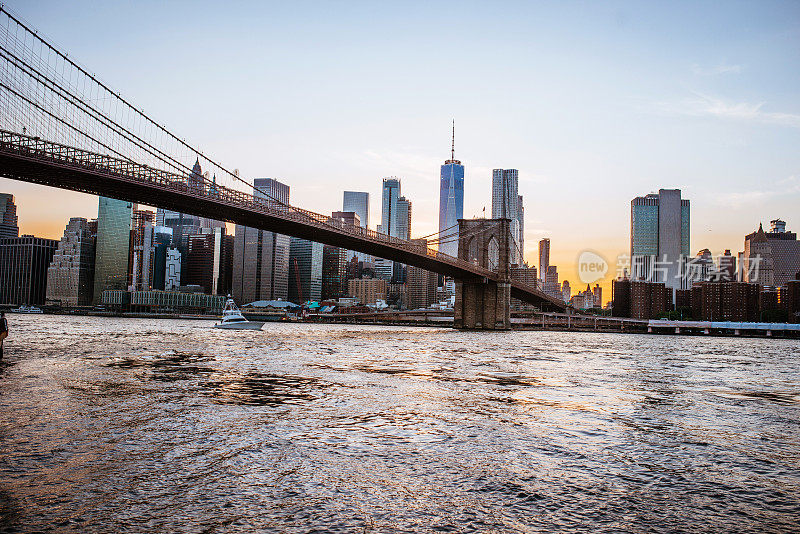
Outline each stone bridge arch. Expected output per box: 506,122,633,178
454,218,511,330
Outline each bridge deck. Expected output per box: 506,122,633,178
0,130,566,310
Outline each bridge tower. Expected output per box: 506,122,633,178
454,218,512,330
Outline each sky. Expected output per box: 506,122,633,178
2,0,800,302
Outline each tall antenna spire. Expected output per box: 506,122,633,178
445,119,461,164
451,119,455,161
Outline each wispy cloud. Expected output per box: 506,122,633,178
330,149,442,183
691,63,742,76
655,92,800,129
715,175,800,208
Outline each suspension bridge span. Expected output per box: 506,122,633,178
0,7,567,327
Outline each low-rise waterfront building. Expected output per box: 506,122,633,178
101,289,225,314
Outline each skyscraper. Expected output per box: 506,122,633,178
377,178,405,281
492,169,522,265
0,193,19,238
322,243,348,300
165,248,181,290
343,191,369,229
741,219,800,287
156,159,204,263
718,249,736,282
186,227,234,295
93,196,134,303
289,237,323,303
407,240,438,309
517,195,524,263
538,238,550,285
322,212,358,301
630,189,690,293
544,265,560,299
378,178,401,238
232,178,291,304
46,217,96,306
0,235,59,305
342,192,370,264
200,174,226,231
130,209,155,291
511,264,539,310
151,226,173,291
438,122,464,257
396,196,412,241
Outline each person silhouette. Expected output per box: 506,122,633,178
0,311,7,360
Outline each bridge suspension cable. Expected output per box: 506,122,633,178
0,5,308,216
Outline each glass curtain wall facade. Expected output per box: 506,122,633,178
289,237,323,304
93,196,133,304
396,197,412,241
343,191,369,229
342,191,370,264
630,189,690,292
438,161,464,257
379,178,401,237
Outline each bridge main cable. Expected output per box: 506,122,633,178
0,5,303,213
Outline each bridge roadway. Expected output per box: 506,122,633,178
0,130,567,310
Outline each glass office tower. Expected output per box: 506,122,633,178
630,189,690,291
438,160,464,257
93,196,134,303
343,191,369,229
379,178,401,238
342,191,370,264
289,237,323,304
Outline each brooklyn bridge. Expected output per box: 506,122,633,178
0,7,566,328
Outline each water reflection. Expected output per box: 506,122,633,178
0,316,797,533
204,372,327,406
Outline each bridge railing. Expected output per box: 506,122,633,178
0,129,499,277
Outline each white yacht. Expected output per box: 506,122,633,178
213,298,264,330
9,305,43,314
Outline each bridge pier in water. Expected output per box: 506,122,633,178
454,218,512,330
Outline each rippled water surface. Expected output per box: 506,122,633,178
0,315,799,532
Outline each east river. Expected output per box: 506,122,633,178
0,315,798,532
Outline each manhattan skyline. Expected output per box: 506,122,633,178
1,0,799,299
